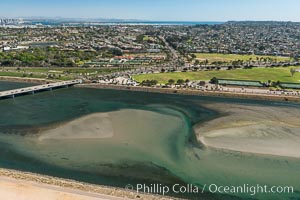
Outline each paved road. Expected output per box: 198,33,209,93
159,36,178,60
0,79,82,98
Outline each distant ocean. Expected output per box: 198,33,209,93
99,21,224,25
30,21,224,26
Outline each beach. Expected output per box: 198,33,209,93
0,169,172,200
195,103,300,158
0,177,119,200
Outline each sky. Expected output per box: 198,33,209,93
0,0,300,22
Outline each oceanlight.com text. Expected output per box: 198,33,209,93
125,183,294,196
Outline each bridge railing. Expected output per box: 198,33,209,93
0,79,82,99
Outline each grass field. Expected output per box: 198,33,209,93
195,53,291,63
0,67,130,81
0,71,71,80
1,67,125,73
143,35,150,41
133,67,300,84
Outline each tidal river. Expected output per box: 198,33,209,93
0,81,299,200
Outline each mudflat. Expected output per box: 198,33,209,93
196,103,300,158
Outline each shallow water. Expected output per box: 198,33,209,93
0,81,36,91
0,82,300,200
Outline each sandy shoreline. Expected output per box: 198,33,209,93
2,77,300,102
0,176,122,200
195,103,300,158
0,168,173,200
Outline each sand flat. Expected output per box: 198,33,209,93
39,113,114,140
195,103,300,158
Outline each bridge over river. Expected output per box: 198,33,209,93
0,79,82,99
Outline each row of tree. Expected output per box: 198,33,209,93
140,79,191,86
0,47,124,67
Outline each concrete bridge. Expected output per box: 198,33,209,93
0,79,82,99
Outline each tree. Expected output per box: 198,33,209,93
290,68,297,77
168,79,175,85
271,81,280,87
136,34,145,43
190,54,196,60
110,48,123,56
210,77,218,84
141,79,158,86
205,59,209,66
177,79,185,85
232,60,239,68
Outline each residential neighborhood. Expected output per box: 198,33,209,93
1,19,300,98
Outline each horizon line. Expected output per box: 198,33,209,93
1,17,300,23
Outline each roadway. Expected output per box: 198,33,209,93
0,79,82,99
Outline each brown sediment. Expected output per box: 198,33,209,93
0,168,174,200
76,84,300,103
194,102,300,158
38,112,114,140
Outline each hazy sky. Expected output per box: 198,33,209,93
1,0,300,21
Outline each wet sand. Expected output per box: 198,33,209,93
39,113,114,140
195,103,300,158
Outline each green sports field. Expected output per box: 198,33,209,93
0,67,130,81
133,67,300,84
195,53,291,63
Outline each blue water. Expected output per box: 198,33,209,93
0,81,37,91
99,21,224,25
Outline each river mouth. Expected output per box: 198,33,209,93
0,85,300,199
